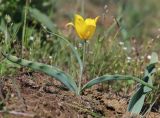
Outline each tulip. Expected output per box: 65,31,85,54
67,14,99,40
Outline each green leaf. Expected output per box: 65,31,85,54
29,7,83,80
128,87,146,114
80,75,154,93
49,32,83,81
2,53,77,92
127,52,158,114
11,23,22,39
149,52,158,64
143,52,158,93
29,7,56,32
0,19,6,32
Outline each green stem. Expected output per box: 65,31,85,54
22,0,29,57
78,41,86,95
82,41,86,68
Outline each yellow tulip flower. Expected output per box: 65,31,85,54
67,14,99,40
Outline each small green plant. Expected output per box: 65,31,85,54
2,51,157,93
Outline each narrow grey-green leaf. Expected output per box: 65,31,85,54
28,8,83,79
128,87,146,113
149,52,158,64
143,52,158,93
11,23,22,39
127,52,158,114
0,19,6,32
29,7,56,32
81,75,153,93
49,32,83,79
2,53,77,92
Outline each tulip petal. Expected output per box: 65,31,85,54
85,18,96,27
74,14,85,39
95,16,99,23
84,25,96,39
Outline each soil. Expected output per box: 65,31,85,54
0,72,159,118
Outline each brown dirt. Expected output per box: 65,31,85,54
0,72,159,118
